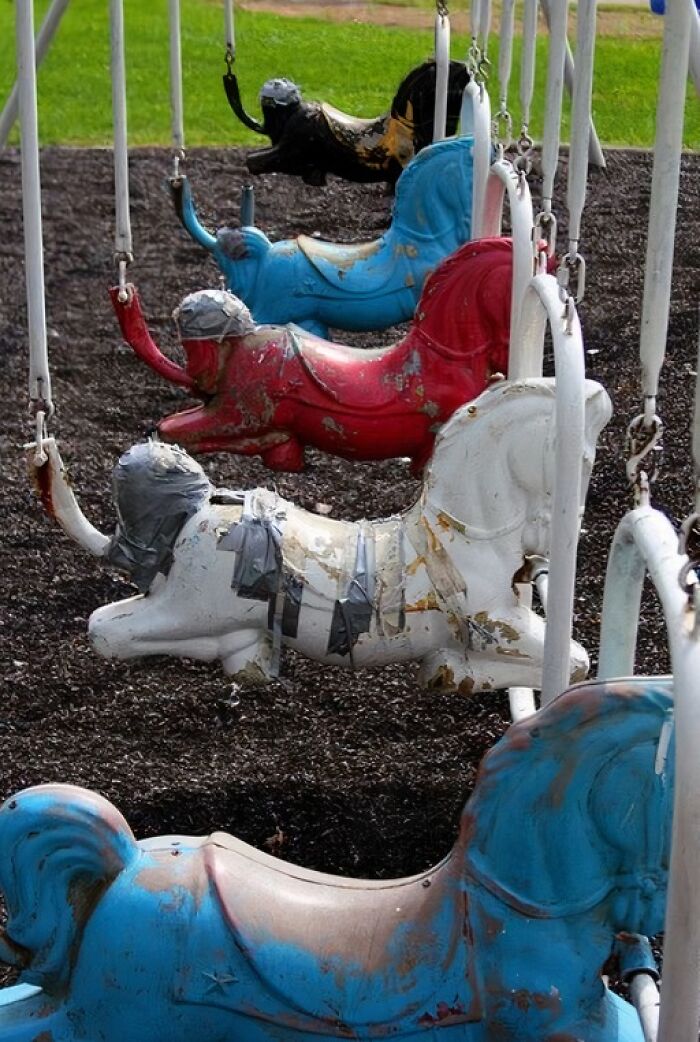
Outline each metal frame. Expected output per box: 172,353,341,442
599,506,700,1042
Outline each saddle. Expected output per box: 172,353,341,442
295,234,399,294
321,101,383,136
284,327,421,411
173,830,478,1030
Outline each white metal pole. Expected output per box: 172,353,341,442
689,0,700,96
110,0,132,296
433,11,451,142
540,0,569,213
459,79,491,237
16,0,52,417
519,278,586,706
481,159,535,358
567,0,598,254
519,0,538,138
168,0,185,169
0,0,70,149
224,0,235,58
540,0,606,170
638,0,692,423
478,0,491,59
498,0,516,120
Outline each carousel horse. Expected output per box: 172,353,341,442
111,238,514,473
0,678,673,1041
224,59,470,186
28,377,611,691
171,134,475,336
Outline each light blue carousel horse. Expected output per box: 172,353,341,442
171,135,475,337
0,677,672,1041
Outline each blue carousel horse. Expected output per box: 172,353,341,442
0,677,672,1041
171,134,475,337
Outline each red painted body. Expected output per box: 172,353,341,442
111,238,514,474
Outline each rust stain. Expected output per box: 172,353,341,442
457,676,475,696
473,612,521,644
32,458,55,518
426,664,455,690
405,593,440,613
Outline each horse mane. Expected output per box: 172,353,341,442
390,135,474,243
462,679,674,924
0,785,138,989
390,60,470,146
413,238,513,373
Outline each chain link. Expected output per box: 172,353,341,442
626,413,663,499
436,0,449,17
678,513,700,600
492,107,512,149
556,252,586,305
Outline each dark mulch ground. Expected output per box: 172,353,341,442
0,146,698,986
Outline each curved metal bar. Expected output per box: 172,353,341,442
597,505,700,1042
517,276,586,705
433,12,451,142
0,0,70,150
26,438,110,558
481,158,534,358
459,79,491,237
170,176,218,252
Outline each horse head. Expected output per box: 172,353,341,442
414,237,513,374
171,176,271,305
464,677,674,937
105,440,212,593
0,784,138,991
391,135,474,247
423,378,611,553
390,60,469,151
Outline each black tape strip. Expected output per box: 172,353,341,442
267,574,303,638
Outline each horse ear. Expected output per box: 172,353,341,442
463,679,674,917
0,785,138,989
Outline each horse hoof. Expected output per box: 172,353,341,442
262,441,305,471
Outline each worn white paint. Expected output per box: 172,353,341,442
32,379,610,694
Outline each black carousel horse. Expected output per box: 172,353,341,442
224,59,470,185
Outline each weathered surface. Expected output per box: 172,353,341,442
0,147,697,960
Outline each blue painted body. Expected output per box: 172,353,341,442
0,678,672,1041
650,0,699,13
173,135,474,337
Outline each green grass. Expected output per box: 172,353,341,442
0,0,697,149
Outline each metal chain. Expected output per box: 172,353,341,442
436,0,449,17
556,251,586,304
678,514,700,600
626,413,664,504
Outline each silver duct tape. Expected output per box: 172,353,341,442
106,440,211,593
260,77,302,107
174,288,255,342
327,525,376,660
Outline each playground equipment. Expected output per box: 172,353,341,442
8,0,700,1037
111,238,516,471
225,60,470,186
29,373,609,689
172,133,475,336
0,679,673,1042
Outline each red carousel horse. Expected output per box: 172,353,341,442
111,238,514,474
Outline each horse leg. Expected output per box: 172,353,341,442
262,439,305,471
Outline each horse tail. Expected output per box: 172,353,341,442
0,785,138,989
415,238,513,373
392,60,470,152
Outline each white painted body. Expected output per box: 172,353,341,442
32,378,610,692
